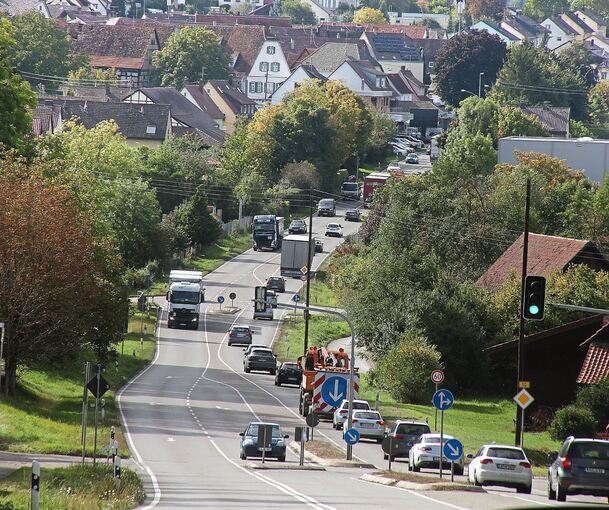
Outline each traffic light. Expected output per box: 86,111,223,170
523,275,546,320
254,286,267,312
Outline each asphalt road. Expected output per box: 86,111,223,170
120,199,608,509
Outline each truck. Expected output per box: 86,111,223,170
340,181,360,200
252,215,284,251
363,172,391,206
280,234,313,277
166,270,205,330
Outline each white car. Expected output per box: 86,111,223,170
348,410,385,443
390,144,414,156
409,433,464,474
324,223,343,237
468,444,532,494
332,399,370,430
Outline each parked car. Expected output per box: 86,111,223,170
548,436,609,502
409,433,464,475
383,420,431,461
468,444,532,493
315,239,324,253
228,326,252,346
391,144,414,156
288,219,307,234
405,153,419,164
244,348,277,374
345,209,361,222
275,362,303,386
387,163,402,172
333,399,370,430
348,410,385,443
243,344,267,356
317,199,336,217
266,276,285,293
239,422,289,461
324,223,343,237
266,289,278,308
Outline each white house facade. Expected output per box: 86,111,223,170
246,39,291,103
270,64,327,105
328,61,393,111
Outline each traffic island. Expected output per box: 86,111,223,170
246,461,325,471
208,306,240,315
289,440,376,469
360,471,485,492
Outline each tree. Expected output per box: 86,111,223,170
152,27,229,88
497,106,549,138
433,30,507,106
588,81,609,129
523,0,570,20
557,42,599,88
172,186,221,247
233,1,253,14
466,0,505,20
433,130,497,182
280,161,321,189
280,0,317,24
0,19,36,152
353,7,387,23
427,0,451,13
570,0,609,19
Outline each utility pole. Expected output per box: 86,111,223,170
303,188,314,355
93,365,101,465
81,361,90,463
478,72,485,98
515,179,531,447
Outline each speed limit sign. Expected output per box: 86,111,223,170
431,369,444,384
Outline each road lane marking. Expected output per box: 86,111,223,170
494,491,555,507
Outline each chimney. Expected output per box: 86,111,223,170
290,37,294,50
140,105,145,114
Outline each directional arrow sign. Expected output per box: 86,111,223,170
320,375,348,407
344,428,360,445
432,389,454,411
217,296,225,304
292,294,301,303
443,438,463,461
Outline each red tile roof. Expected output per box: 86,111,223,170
577,339,609,384
477,233,591,291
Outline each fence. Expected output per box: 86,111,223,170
222,215,252,237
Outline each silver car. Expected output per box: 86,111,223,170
348,410,385,443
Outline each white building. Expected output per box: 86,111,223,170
246,39,291,103
328,60,393,111
388,11,450,29
270,64,327,104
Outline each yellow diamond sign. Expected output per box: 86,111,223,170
514,389,534,410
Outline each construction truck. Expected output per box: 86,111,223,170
297,346,359,418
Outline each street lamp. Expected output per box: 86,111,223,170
460,89,477,97
478,72,485,98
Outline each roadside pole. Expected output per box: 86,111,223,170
93,365,101,466
0,322,5,393
303,187,314,355
81,361,90,463
31,460,40,510
434,382,438,431
439,408,444,479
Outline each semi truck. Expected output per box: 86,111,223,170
252,215,284,251
280,234,313,277
363,172,391,206
166,270,205,329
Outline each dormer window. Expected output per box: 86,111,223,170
267,46,276,55
271,62,280,72
146,125,157,134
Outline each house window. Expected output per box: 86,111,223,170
267,46,276,55
557,36,562,41
249,82,256,93
256,82,263,93
271,62,280,72
259,62,269,72
428,61,434,68
146,125,157,134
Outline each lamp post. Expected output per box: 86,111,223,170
478,72,485,98
460,89,477,97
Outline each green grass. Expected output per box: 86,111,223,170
300,269,340,308
0,464,144,509
0,306,157,457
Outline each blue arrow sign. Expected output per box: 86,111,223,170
292,294,301,302
344,428,360,445
432,389,454,411
217,296,225,304
443,438,463,461
320,375,347,407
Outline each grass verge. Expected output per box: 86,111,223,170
299,267,339,308
0,464,144,509
0,305,157,457
304,440,344,460
374,470,443,484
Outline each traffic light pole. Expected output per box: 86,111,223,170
515,179,531,447
303,188,314,356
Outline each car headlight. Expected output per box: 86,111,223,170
191,317,197,321
243,439,254,446
170,312,176,318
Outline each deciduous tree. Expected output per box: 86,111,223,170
280,0,317,24
353,6,387,23
466,0,505,20
523,0,570,20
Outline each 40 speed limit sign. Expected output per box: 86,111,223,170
431,369,445,384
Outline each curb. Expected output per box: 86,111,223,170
360,473,485,492
209,307,241,315
289,441,375,469
246,461,325,471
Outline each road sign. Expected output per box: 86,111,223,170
254,287,267,312
320,375,348,408
301,275,307,281
217,296,225,304
257,424,273,448
229,292,236,300
518,380,531,389
87,375,110,398
432,389,454,411
443,438,463,461
301,265,308,275
295,426,308,442
305,412,319,428
514,388,534,409
292,294,301,303
344,428,360,445
431,369,444,384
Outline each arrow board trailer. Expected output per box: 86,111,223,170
167,270,205,330
280,235,314,278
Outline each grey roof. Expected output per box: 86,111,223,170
60,100,170,140
299,64,328,82
301,41,375,74
477,20,521,41
207,80,256,116
503,14,547,39
128,87,225,144
562,11,595,33
550,15,580,36
182,85,225,121
387,70,425,97
346,61,393,92
578,9,607,26
520,106,570,135
0,0,39,15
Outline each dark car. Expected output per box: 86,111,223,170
383,420,431,461
548,437,609,502
345,209,361,222
266,276,285,293
317,199,336,217
244,348,277,374
275,362,303,386
288,219,307,234
315,239,324,253
228,326,252,346
239,422,289,461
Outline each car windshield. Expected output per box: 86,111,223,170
327,224,340,229
291,221,304,226
396,424,430,435
170,291,200,304
246,424,282,438
487,448,526,460
233,327,250,333
282,363,298,369
342,183,358,191
570,442,609,459
423,435,453,443
354,411,381,420
319,199,334,207
269,278,282,283
251,349,273,356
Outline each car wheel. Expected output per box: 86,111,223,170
275,379,280,386
240,451,246,460
228,342,232,346
412,461,420,472
278,456,286,462
473,470,481,486
517,485,532,494
244,367,250,373
556,484,566,502
548,476,556,500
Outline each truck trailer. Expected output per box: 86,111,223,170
252,215,284,251
363,172,391,206
280,234,313,277
166,270,205,329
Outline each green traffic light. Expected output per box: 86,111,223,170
529,305,540,315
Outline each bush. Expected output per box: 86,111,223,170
374,332,441,404
575,379,609,431
548,405,597,441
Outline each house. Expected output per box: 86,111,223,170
470,20,521,46
387,69,437,127
328,60,393,111
542,15,583,51
122,87,225,146
519,106,570,137
198,80,256,134
246,37,292,102
577,320,609,385
501,13,548,46
361,31,425,81
0,0,40,15
297,0,332,22
216,0,267,14
477,233,609,292
180,84,226,132
299,41,376,76
582,37,609,80
270,64,328,104
32,100,62,136
59,99,172,147
388,11,450,29
70,24,161,86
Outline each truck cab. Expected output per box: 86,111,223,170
167,270,205,329
252,215,284,251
